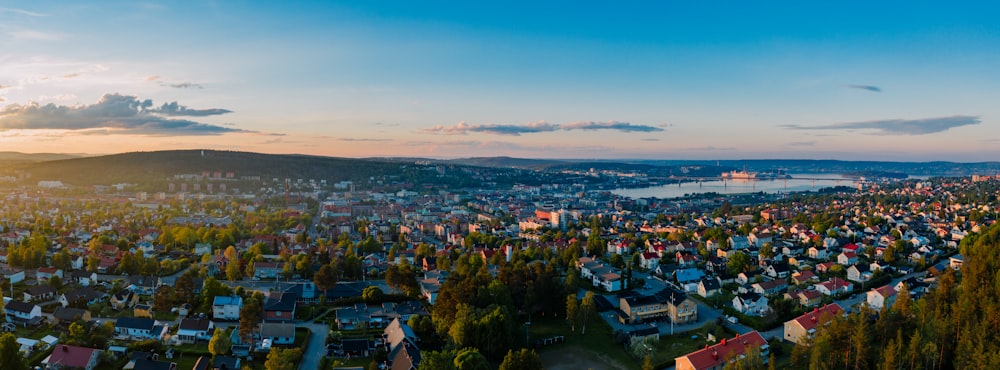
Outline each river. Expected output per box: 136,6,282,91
612,173,871,199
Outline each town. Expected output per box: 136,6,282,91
0,157,997,370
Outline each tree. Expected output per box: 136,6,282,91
498,348,543,370
208,328,231,357
201,277,233,312
264,347,302,370
314,264,338,297
240,293,263,343
565,294,579,332
0,333,26,370
362,285,384,303
580,291,596,335
453,347,490,370
727,251,752,274
153,285,175,313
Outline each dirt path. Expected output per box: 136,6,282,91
540,346,630,370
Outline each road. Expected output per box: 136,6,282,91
298,322,329,370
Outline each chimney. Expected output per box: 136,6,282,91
62,345,68,352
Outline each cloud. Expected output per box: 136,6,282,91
167,82,204,89
338,138,392,142
0,7,47,17
145,76,161,81
10,30,62,41
847,84,882,92
0,93,248,136
562,121,665,132
423,120,663,136
152,101,231,117
423,121,558,136
785,141,817,147
640,138,660,142
780,115,979,135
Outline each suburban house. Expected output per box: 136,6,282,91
846,264,873,283
111,290,140,310
128,275,160,296
133,304,154,319
675,331,769,370
751,279,788,296
578,257,624,292
6,300,43,326
640,252,660,269
60,287,107,308
697,278,722,298
784,289,823,307
53,307,92,326
114,317,168,340
252,262,285,279
68,270,98,287
258,323,296,351
36,267,64,283
813,278,854,296
867,285,898,311
213,295,243,320
733,292,770,316
383,317,418,354
24,285,57,302
837,251,859,266
791,270,818,286
176,318,215,343
763,262,790,279
0,268,25,284
784,304,844,344
43,344,101,370
263,292,296,322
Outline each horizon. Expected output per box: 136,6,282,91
2,2,999,161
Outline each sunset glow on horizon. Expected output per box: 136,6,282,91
2,2,999,161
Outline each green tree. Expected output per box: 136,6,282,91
580,291,596,335
453,347,490,370
727,251,752,274
264,347,302,370
498,348,543,370
208,328,231,357
565,294,579,332
0,333,26,370
362,285,384,303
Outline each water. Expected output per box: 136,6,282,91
612,173,861,199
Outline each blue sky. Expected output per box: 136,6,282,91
1,1,998,160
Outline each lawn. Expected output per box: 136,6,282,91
531,315,635,370
646,323,733,369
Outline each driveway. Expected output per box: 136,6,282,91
298,322,329,370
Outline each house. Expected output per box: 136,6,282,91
732,292,770,316
0,268,25,284
177,319,215,343
784,304,844,344
421,257,437,271
813,278,854,296
259,323,295,350
43,344,101,370
949,254,964,270
6,300,43,325
36,267,64,283
253,262,285,279
128,356,177,370
129,275,160,296
764,262,790,279
263,292,296,322
790,270,818,286
846,264,872,283
53,307,92,325
111,290,139,310
867,285,898,311
387,340,421,370
24,284,57,302
808,246,829,260
728,236,750,250
618,288,696,325
68,270,98,287
837,251,859,266
751,279,788,296
675,331,769,370
784,289,823,307
577,257,624,292
697,278,721,298
133,304,154,319
640,252,660,269
114,317,167,340
384,317,418,353
675,268,706,287
212,355,241,370
337,338,376,357
213,296,243,320
815,262,836,274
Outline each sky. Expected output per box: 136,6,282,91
1,1,999,161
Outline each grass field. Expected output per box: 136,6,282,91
531,315,634,370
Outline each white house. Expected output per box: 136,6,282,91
176,318,215,343
733,292,770,316
867,285,898,311
114,317,167,340
213,295,243,320
5,300,42,324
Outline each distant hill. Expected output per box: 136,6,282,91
3,150,425,186
0,152,80,166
